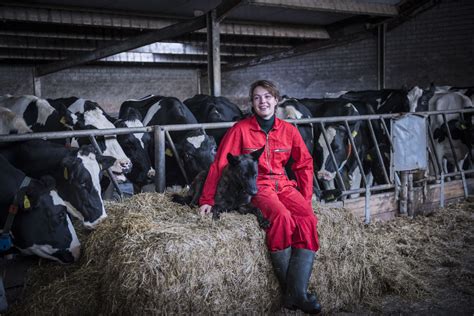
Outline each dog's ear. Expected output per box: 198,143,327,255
227,153,240,166
251,146,265,161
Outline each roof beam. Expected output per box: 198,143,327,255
248,0,398,16
35,0,246,76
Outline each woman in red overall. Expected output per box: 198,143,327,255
199,80,321,314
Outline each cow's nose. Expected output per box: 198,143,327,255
147,167,156,178
317,170,335,181
121,160,133,174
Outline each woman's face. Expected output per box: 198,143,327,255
252,86,278,120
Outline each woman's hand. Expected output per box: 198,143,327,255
199,204,212,215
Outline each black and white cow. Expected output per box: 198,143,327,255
183,94,244,145
115,107,155,191
0,106,32,135
276,96,314,155
0,140,115,229
120,95,217,186
0,155,80,264
428,91,473,175
49,97,132,181
0,95,74,133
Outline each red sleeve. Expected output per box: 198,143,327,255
199,124,243,206
290,126,314,202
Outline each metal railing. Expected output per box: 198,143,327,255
1,108,472,220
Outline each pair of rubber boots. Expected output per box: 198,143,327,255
270,247,322,314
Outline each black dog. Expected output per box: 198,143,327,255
172,147,270,228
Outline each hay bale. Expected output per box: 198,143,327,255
10,194,473,315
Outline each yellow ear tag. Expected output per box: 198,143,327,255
165,148,173,157
366,154,372,161
460,124,466,130
24,195,31,209
352,131,358,137
64,167,69,180
99,163,103,170
60,116,67,125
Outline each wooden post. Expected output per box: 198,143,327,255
207,9,221,96
407,172,414,217
399,171,408,216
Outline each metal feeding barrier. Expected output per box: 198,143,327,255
0,108,472,223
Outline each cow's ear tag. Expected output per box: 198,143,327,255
64,167,69,180
99,163,103,170
345,103,351,108
165,148,173,157
60,116,67,125
23,195,31,209
366,154,372,161
351,131,358,138
460,123,466,130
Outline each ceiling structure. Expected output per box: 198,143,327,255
0,0,436,76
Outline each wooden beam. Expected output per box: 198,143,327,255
249,0,398,16
34,0,245,77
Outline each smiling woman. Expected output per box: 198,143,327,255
198,80,321,314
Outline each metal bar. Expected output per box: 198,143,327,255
426,120,442,179
441,113,461,172
89,136,123,200
207,9,221,96
368,119,390,184
377,23,386,90
155,126,166,193
343,120,367,186
399,171,408,215
319,122,347,192
407,172,414,217
164,130,190,185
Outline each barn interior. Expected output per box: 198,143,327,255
0,0,473,314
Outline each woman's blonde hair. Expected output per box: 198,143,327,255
249,80,280,102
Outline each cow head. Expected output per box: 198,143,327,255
434,118,473,148
73,101,133,179
0,107,32,135
12,176,81,264
59,145,115,229
177,129,217,180
226,146,264,198
315,121,362,185
115,108,155,189
407,84,435,112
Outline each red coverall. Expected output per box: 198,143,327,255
199,115,319,252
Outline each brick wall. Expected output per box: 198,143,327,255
0,65,199,113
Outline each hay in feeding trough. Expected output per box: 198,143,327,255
10,194,473,315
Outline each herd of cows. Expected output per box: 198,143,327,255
0,84,473,264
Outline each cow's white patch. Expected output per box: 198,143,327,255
35,99,55,125
324,91,348,98
125,119,145,148
283,105,303,119
78,152,106,224
143,101,162,126
318,127,337,175
20,244,63,262
0,95,54,126
407,86,423,112
50,190,81,259
68,98,87,114
187,135,205,149
349,167,362,198
84,108,115,129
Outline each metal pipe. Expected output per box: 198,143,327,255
367,119,390,184
407,172,414,217
155,126,166,193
